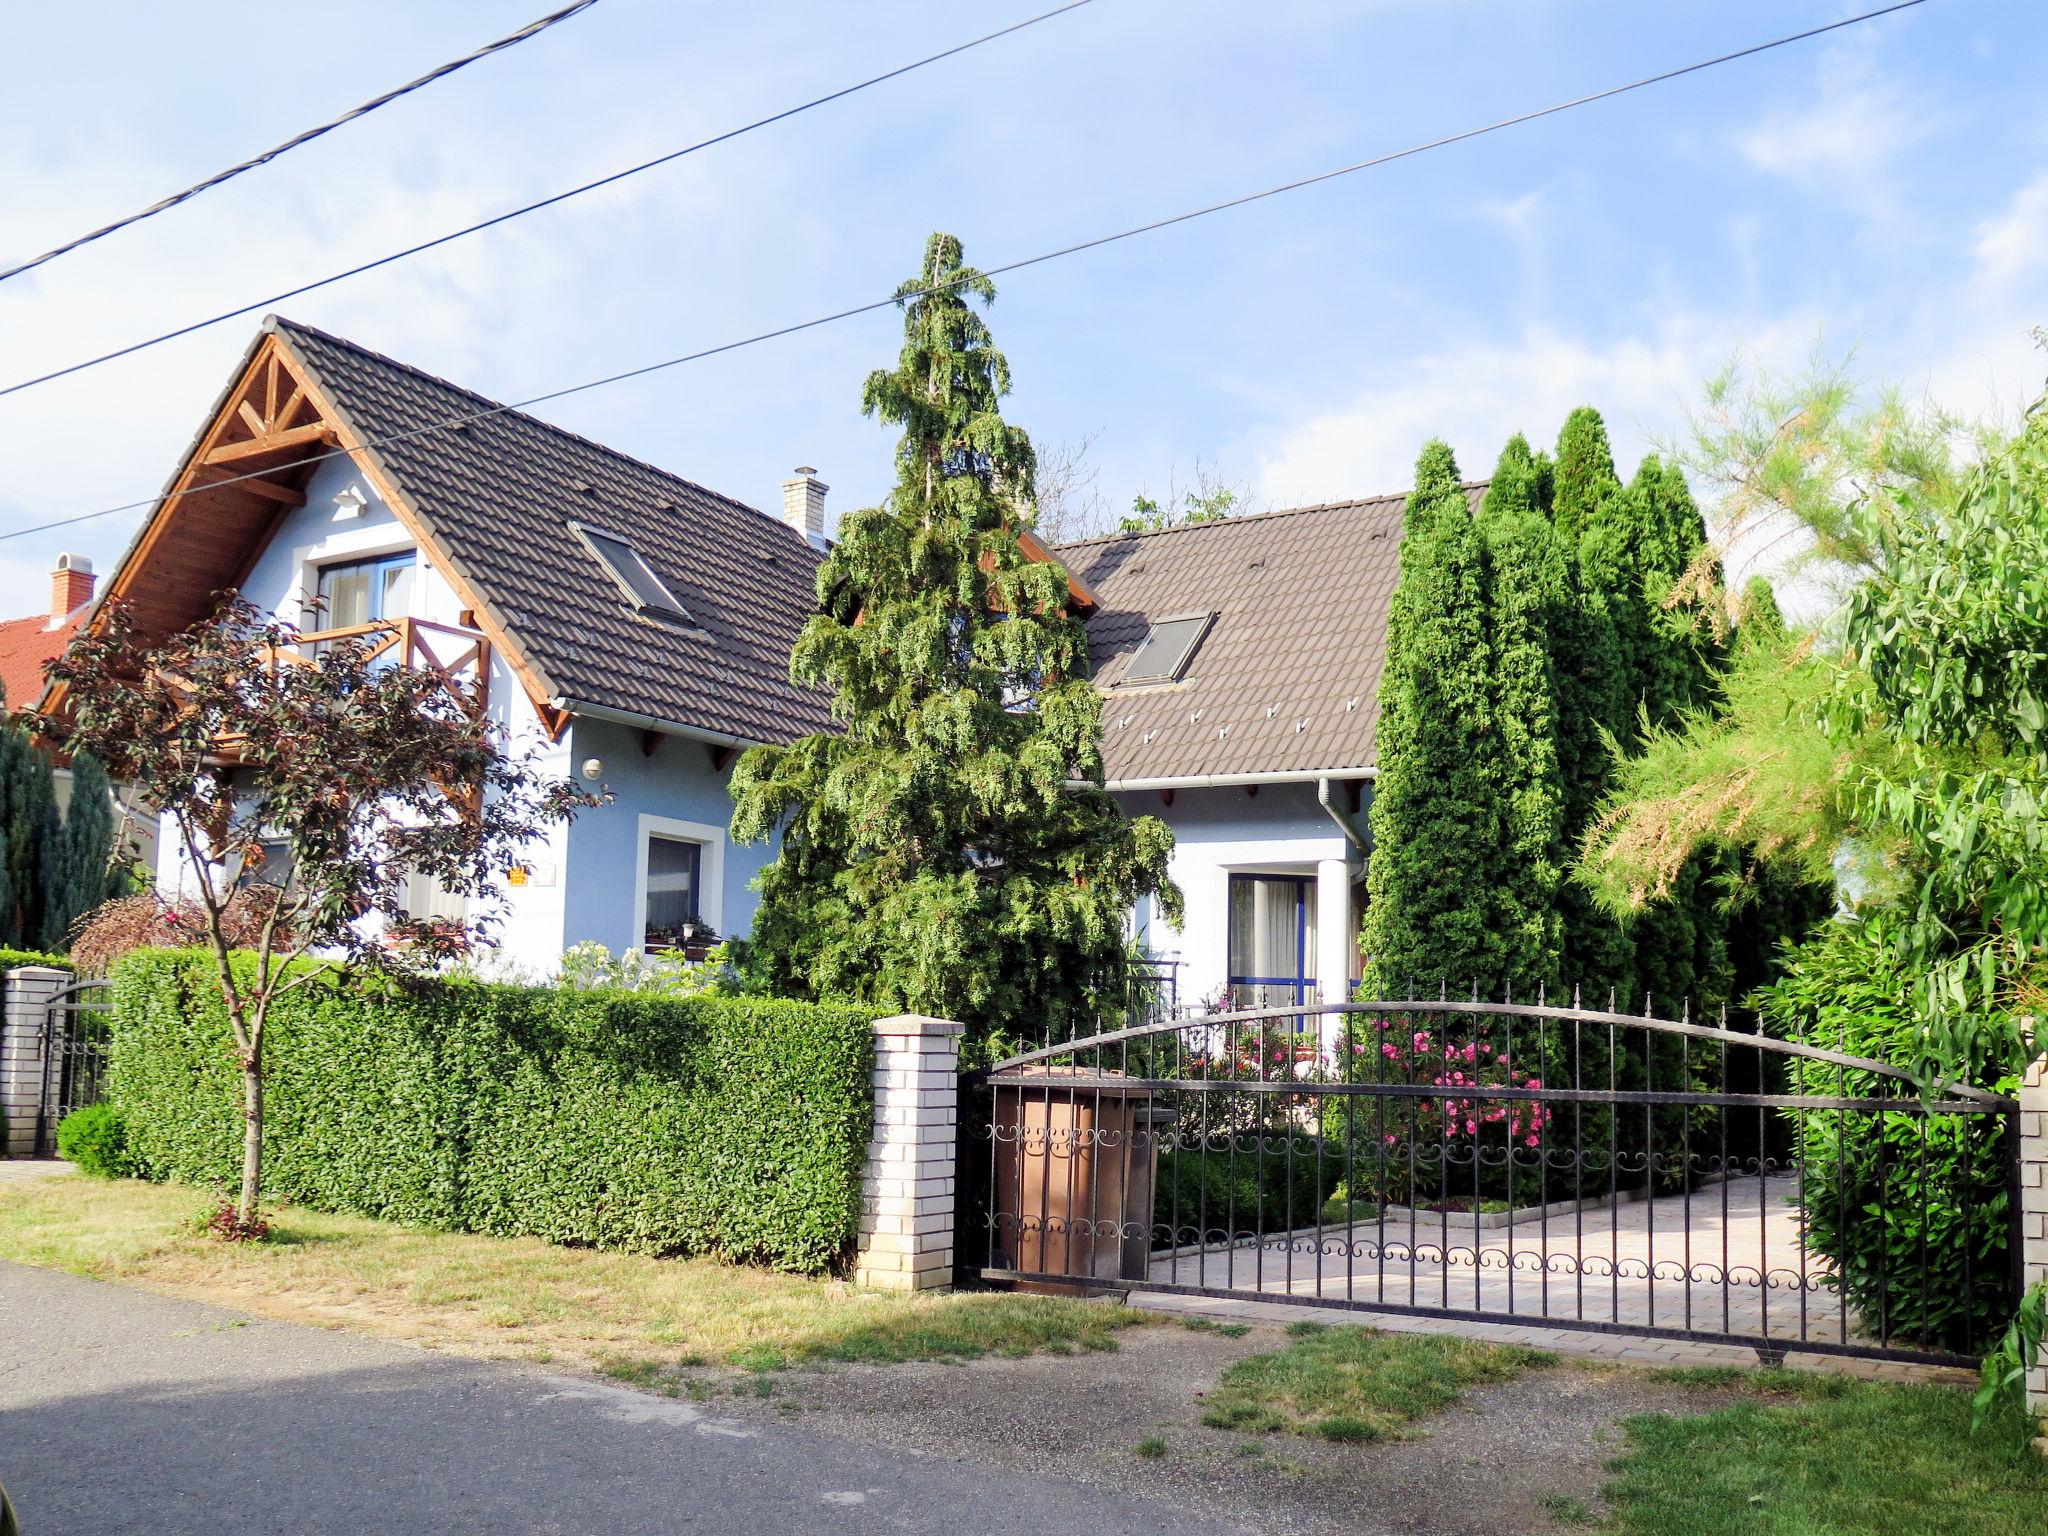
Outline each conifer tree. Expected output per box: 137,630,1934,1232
1544,411,1633,1001
1361,440,1505,992
1475,435,1567,992
41,750,119,949
730,233,1179,1049
0,713,58,949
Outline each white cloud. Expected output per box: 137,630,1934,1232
1732,46,1931,232
1974,172,2048,285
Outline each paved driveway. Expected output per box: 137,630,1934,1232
0,1262,1241,1536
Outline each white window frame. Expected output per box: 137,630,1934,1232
629,812,725,952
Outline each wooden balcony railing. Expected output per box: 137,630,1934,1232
272,617,492,717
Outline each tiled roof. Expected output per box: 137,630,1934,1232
269,317,834,746
1056,487,1484,784
0,611,83,716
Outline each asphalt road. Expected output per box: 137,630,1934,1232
0,1262,1248,1536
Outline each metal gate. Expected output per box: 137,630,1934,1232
34,977,114,1155
961,996,2020,1368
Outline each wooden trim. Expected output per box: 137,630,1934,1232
707,743,737,773
202,420,334,465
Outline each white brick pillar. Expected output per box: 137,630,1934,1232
856,1014,963,1293
2020,1051,2047,1449
2,967,70,1158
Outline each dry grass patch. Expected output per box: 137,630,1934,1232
0,1177,1139,1373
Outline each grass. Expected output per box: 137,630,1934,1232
1178,1316,1252,1339
1133,1436,1168,1459
0,1176,1142,1374
1197,1321,1553,1441
1600,1376,2048,1535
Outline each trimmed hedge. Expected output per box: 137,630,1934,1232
108,950,879,1273
0,947,70,971
56,1102,133,1177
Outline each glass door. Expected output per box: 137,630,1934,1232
316,551,415,630
1227,874,1317,1021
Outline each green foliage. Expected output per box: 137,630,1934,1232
40,750,121,950
731,233,1178,1050
1154,1138,1340,1241
1363,440,1507,990
0,717,59,949
55,1102,133,1178
0,946,70,971
1757,913,2021,1352
107,950,878,1273
1976,1280,2045,1432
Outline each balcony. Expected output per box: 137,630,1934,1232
276,616,492,716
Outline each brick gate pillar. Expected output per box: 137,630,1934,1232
1,966,70,1158
2020,1048,2047,1450
856,1014,963,1293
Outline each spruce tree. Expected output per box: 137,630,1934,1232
730,233,1179,1049
1475,435,1568,993
1361,440,1505,993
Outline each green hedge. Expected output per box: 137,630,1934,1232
0,947,70,971
108,950,878,1273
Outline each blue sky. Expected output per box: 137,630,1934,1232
1,0,2041,608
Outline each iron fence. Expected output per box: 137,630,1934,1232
961,992,2019,1367
35,977,114,1155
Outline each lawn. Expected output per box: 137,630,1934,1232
0,1175,1139,1373
1595,1369,2048,1536
1197,1320,1554,1441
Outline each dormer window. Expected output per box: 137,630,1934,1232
1119,612,1214,686
572,522,690,625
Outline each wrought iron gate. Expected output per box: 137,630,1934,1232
34,977,114,1155
961,996,2020,1368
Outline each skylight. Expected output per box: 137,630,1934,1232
572,522,690,624
1119,612,1213,686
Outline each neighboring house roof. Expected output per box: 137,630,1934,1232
75,315,834,747
1055,487,1484,786
0,609,84,714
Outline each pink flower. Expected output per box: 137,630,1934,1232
1463,1120,1477,1136
1524,1134,1540,1148
1461,1043,1478,1062
1382,1133,1398,1147
1381,1042,1399,1059
1496,1054,1509,1066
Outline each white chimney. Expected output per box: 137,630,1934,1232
779,467,828,548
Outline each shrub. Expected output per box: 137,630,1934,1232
107,949,877,1273
55,1102,132,1177
1758,914,2021,1353
1155,1138,1341,1243
67,893,278,977
0,946,70,971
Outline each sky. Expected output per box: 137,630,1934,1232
0,0,2042,614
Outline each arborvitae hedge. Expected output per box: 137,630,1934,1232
108,950,878,1273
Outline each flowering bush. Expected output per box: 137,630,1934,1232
553,940,740,997
69,890,285,976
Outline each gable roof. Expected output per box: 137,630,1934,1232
1055,487,1484,786
76,316,834,747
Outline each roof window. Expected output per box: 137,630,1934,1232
571,522,690,624
1119,612,1214,686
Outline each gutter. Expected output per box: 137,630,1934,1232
1101,768,1375,792
550,697,764,753
1317,775,1371,854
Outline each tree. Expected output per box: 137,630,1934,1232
1361,440,1506,991
42,598,594,1228
729,232,1179,1051
0,711,58,949
39,749,120,950
1473,434,1568,992
1119,461,1255,533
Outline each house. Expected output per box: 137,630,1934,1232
45,315,833,961
1055,488,1481,1015
1,552,160,872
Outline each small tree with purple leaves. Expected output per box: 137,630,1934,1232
41,597,596,1232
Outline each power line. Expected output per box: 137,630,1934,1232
0,1,604,286
0,0,1932,547
0,0,1098,400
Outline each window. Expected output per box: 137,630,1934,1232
316,551,414,630
572,522,690,624
1119,612,1214,686
401,867,467,924
641,835,702,951
239,838,294,893
1227,874,1318,1018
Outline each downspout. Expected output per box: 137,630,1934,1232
1318,775,1371,855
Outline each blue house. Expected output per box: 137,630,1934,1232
76,317,836,963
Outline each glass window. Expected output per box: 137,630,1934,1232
1227,874,1317,1016
642,835,702,951
401,868,467,924
573,523,690,623
1119,612,1214,686
239,838,294,893
316,552,414,630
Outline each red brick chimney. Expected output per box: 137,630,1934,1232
50,552,94,625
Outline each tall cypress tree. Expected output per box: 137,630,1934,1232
730,233,1179,1049
42,749,118,949
1545,410,1633,1003
0,714,58,950
1475,435,1568,993
1361,440,1505,993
